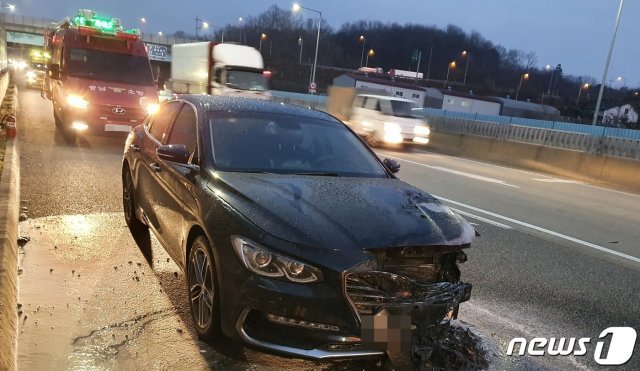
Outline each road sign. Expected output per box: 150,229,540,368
309,82,317,94
145,44,169,62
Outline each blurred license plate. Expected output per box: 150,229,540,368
105,124,132,132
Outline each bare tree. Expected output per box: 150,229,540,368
525,51,538,70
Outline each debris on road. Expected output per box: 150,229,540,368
17,236,30,247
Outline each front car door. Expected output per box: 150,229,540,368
154,102,202,264
135,101,182,238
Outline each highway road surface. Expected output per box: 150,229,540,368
15,87,640,370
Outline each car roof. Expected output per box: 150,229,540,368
174,95,336,121
356,94,415,103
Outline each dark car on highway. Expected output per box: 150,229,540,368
121,95,475,361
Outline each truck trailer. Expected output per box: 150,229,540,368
171,42,270,99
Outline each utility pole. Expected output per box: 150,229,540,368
195,15,201,38
426,45,433,80
593,0,625,126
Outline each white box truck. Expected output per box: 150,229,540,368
171,42,270,99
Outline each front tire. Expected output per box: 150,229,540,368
365,132,380,148
188,236,222,341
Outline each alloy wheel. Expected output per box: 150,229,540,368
189,246,215,329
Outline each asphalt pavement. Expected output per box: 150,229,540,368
15,87,640,370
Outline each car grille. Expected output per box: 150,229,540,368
345,271,467,316
94,104,147,121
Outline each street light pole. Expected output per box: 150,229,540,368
593,0,625,125
359,35,365,68
298,36,303,64
366,49,374,67
577,83,589,107
462,51,470,85
445,61,456,87
293,3,322,94
259,33,267,52
516,73,529,101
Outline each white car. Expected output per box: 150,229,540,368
345,94,430,147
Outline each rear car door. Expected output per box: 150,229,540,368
135,101,182,239
154,103,201,263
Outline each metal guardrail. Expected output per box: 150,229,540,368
427,115,640,161
419,107,640,140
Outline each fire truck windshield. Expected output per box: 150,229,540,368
66,48,154,86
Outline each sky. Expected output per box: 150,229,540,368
11,0,640,88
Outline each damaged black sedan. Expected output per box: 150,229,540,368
121,95,475,363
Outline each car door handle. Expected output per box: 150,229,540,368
129,144,140,152
150,163,161,173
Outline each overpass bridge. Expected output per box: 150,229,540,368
2,13,198,62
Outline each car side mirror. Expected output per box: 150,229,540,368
49,64,61,80
383,158,401,174
157,144,190,164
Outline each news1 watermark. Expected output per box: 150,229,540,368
507,327,637,365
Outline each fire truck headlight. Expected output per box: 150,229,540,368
145,103,160,116
26,71,37,82
66,95,89,110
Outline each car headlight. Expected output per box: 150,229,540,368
384,122,401,134
66,95,89,110
26,71,36,80
145,103,160,115
414,125,431,137
231,236,323,283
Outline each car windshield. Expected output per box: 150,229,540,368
386,100,420,118
209,112,388,177
225,70,268,91
66,48,154,86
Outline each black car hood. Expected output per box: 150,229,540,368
210,172,475,251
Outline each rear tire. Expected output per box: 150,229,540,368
122,166,148,238
187,236,223,341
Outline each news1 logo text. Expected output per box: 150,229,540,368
507,327,637,366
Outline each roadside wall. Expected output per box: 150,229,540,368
0,129,19,371
429,131,640,193
0,67,17,371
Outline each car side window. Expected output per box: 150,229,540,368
353,96,365,108
167,105,199,165
148,102,182,143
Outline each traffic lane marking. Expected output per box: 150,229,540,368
436,195,640,264
381,154,520,188
406,148,640,199
450,207,513,229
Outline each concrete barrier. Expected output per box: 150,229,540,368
598,156,640,193
0,131,19,371
0,75,18,371
429,131,640,194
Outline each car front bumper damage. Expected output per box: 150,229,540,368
232,246,472,363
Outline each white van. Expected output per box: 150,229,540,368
345,94,431,147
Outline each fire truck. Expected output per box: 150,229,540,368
43,9,158,138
